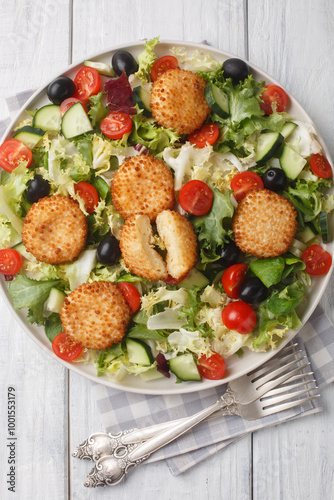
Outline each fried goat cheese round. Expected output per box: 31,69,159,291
111,154,175,222
150,68,211,135
156,210,197,279
22,195,87,264
60,281,131,350
232,189,297,258
120,214,168,281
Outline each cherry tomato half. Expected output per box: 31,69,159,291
179,180,213,216
230,171,264,202
117,282,141,314
74,181,99,214
221,301,257,334
151,55,179,81
73,66,101,102
60,97,88,115
310,153,332,179
188,123,219,148
0,139,33,172
0,249,23,275
260,85,289,115
52,332,83,362
100,111,132,140
222,263,248,299
197,352,226,380
302,244,332,275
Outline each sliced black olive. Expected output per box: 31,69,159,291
262,167,288,192
25,175,51,204
217,240,241,267
222,58,250,85
112,51,138,76
239,277,269,304
47,77,76,105
96,234,121,265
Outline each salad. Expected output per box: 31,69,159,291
0,37,333,385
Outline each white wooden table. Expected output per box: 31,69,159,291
1,1,334,498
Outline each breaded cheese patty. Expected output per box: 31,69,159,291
151,68,211,135
22,195,87,264
111,154,175,222
232,189,297,258
156,210,197,279
60,281,131,350
120,214,168,281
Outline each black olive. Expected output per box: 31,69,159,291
239,277,269,304
222,58,250,85
262,167,287,192
217,240,241,267
26,175,51,204
112,51,139,76
47,76,76,105
96,234,121,265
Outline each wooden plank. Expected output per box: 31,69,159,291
69,1,251,498
248,2,334,498
0,0,71,498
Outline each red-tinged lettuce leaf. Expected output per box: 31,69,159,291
156,353,170,378
104,71,136,115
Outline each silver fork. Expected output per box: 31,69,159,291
73,344,320,487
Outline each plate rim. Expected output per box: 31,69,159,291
1,39,333,395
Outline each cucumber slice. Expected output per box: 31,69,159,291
169,353,201,382
281,122,297,139
126,339,154,366
44,288,66,314
289,238,307,258
204,83,229,118
176,267,209,290
255,132,284,165
13,125,45,148
33,104,61,132
84,60,115,77
279,144,307,180
319,211,329,243
297,225,318,244
132,86,152,117
61,102,93,139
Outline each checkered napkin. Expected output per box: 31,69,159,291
2,91,334,476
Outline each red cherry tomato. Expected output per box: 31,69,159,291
260,85,289,115
74,181,99,214
163,272,189,285
188,123,220,148
117,282,141,313
222,264,248,299
310,153,332,179
52,332,83,362
100,112,132,140
0,139,33,172
221,301,257,334
151,55,179,81
179,180,213,216
197,352,226,380
230,171,264,201
0,249,23,275
73,66,101,102
302,244,332,275
60,97,88,115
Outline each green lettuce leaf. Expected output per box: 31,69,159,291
127,325,167,341
135,36,160,82
249,257,285,288
44,313,63,342
192,189,234,263
88,92,109,127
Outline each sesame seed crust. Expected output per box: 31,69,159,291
232,189,298,258
60,281,131,350
111,153,175,222
22,195,87,264
151,68,211,135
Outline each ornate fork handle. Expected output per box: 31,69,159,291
84,387,239,488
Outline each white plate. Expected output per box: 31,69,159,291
1,40,333,395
